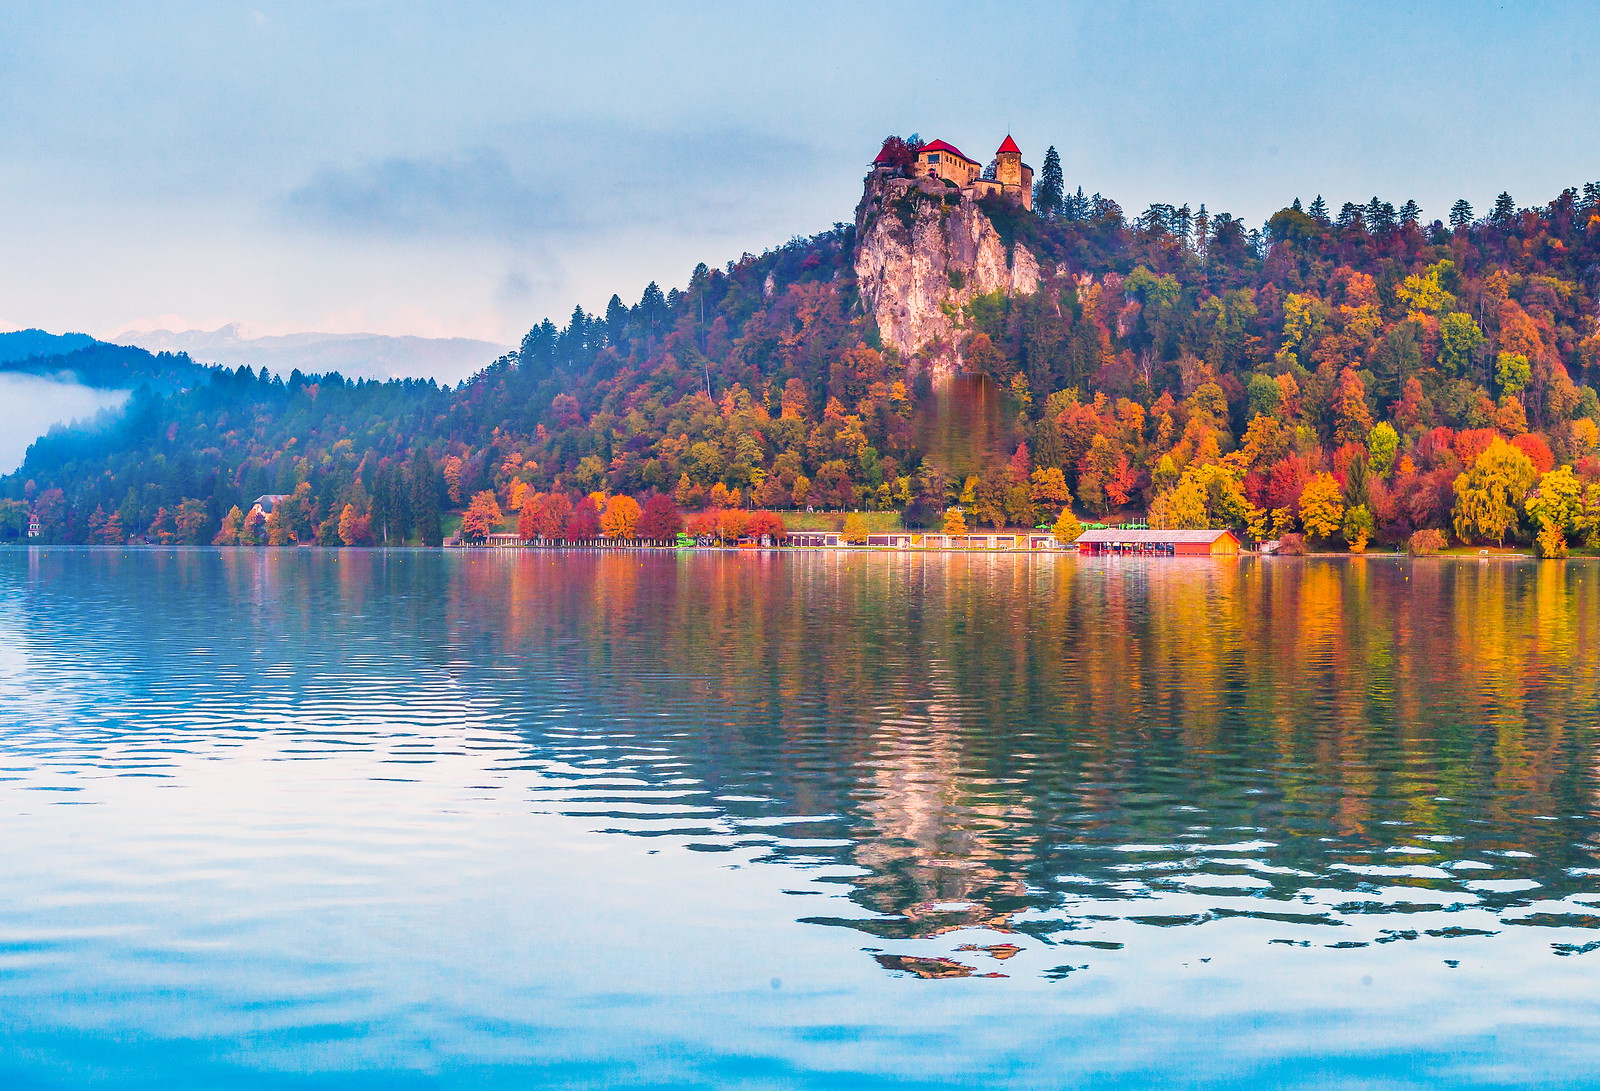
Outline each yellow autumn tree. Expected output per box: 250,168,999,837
1342,504,1374,553
1452,437,1536,546
1527,464,1581,558
942,508,967,535
1029,466,1071,508
266,507,294,546
1298,473,1345,542
212,506,244,546
600,494,641,540
842,513,869,544
1052,506,1083,545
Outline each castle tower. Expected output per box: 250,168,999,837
994,135,1033,211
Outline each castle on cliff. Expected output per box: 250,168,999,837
872,135,1034,211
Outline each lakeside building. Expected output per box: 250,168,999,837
1074,528,1241,557
250,494,289,519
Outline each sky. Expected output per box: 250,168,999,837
2,1,1598,347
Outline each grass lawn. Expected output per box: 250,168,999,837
774,510,904,532
1436,545,1532,557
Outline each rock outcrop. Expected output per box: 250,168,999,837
853,173,1041,378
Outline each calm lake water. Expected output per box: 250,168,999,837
3,548,1600,1089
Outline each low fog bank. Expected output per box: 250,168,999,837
0,375,128,473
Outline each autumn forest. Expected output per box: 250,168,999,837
8,146,1600,556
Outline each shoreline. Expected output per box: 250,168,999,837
3,542,1554,560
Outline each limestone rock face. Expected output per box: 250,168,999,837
853,173,1041,378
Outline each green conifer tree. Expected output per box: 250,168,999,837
1034,146,1064,219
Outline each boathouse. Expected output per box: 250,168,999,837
1074,528,1241,556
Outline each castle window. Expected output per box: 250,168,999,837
928,154,940,164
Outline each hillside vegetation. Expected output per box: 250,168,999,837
6,146,1600,555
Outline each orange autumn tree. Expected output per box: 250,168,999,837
517,491,541,540
718,508,751,541
745,510,786,541
601,494,641,540
538,491,574,539
461,490,502,543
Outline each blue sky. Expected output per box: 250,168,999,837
2,1,1597,345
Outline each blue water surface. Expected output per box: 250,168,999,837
2,548,1598,1089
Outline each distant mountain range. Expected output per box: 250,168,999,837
110,324,509,384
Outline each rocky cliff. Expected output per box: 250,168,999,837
853,173,1041,378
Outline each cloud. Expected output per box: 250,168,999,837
495,271,533,309
280,124,823,244
284,149,576,238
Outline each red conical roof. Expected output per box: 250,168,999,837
997,134,1021,155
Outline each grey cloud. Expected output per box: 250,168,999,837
284,149,577,237
281,124,826,242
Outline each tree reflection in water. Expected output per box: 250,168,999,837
25,547,1600,981
436,550,1600,977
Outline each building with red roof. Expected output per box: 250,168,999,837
878,134,1034,211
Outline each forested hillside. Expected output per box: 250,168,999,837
0,333,206,389
7,145,1600,554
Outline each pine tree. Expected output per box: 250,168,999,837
1449,199,1474,229
1307,195,1329,224
1034,146,1064,219
1400,199,1421,225
1491,192,1516,224
409,451,442,547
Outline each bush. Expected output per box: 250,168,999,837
1535,521,1568,559
1276,533,1307,555
1408,528,1446,556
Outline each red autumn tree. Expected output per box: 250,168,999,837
538,491,574,539
1511,432,1555,476
1007,441,1033,485
637,494,684,541
873,134,922,173
564,494,601,540
746,510,787,541
685,510,719,539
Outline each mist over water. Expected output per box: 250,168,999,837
0,375,127,472
2,549,1599,1088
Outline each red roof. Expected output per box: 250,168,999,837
918,139,977,164
996,135,1020,155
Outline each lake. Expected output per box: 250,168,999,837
2,548,1598,1088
